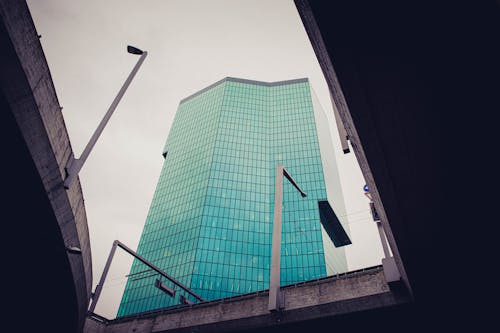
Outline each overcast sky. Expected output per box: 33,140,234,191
27,0,383,318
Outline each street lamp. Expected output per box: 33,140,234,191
268,164,307,312
363,184,401,284
88,240,203,314
64,45,148,189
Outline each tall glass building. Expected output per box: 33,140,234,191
117,77,350,317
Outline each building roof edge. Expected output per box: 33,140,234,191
179,77,309,104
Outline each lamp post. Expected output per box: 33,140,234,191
364,184,390,258
363,184,401,284
88,240,204,314
64,46,148,189
268,164,307,312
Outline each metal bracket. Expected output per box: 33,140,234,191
180,295,194,305
155,278,175,298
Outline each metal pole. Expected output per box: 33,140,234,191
376,221,391,259
115,240,204,301
370,199,391,259
64,51,148,189
88,241,118,313
269,164,284,311
332,100,350,153
88,239,205,314
268,165,307,311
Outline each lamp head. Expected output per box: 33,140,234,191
127,45,144,55
66,246,82,254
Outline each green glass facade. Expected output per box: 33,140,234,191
117,77,348,317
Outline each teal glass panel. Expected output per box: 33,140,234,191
117,78,347,317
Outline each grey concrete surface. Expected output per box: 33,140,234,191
293,0,411,296
292,1,457,331
0,1,92,331
84,267,410,333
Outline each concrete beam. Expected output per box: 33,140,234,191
85,267,410,333
293,0,411,295
0,1,92,331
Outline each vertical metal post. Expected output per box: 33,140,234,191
376,221,391,258
64,51,148,189
269,164,284,311
88,241,118,313
379,219,401,283
366,186,400,283
369,198,391,259
332,101,350,153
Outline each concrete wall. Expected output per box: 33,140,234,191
294,0,414,295
85,267,409,333
293,1,456,330
0,1,92,331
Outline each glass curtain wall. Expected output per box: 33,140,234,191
117,77,347,317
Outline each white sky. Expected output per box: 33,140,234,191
27,0,383,318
